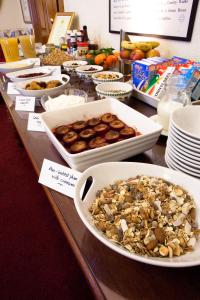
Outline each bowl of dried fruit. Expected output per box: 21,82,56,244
40,98,162,171
14,74,70,97
76,65,103,80
74,161,200,267
63,60,88,75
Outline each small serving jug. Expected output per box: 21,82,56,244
157,75,191,131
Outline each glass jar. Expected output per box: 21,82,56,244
157,75,191,131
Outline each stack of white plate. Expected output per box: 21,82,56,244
165,106,200,179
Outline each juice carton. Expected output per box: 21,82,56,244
172,56,191,65
146,66,175,97
132,60,156,91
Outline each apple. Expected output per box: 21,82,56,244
130,49,145,61
120,49,131,59
146,49,160,58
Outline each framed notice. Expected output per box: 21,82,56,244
20,0,32,24
109,0,199,41
48,12,75,46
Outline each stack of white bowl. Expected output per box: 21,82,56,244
165,106,200,179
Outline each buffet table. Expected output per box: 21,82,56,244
1,77,200,300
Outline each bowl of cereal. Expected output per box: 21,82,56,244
74,162,200,267
92,71,123,85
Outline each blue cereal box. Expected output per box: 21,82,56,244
132,60,156,91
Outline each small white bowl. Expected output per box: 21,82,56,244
96,81,133,101
171,106,200,140
76,65,103,80
14,74,70,97
92,71,123,85
63,60,88,75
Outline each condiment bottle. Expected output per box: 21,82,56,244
70,32,77,54
82,25,89,42
66,30,72,48
77,31,83,42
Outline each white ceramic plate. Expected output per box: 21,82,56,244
167,137,200,160
150,115,167,136
92,71,124,85
0,59,35,73
170,125,200,148
165,151,200,178
74,161,200,267
168,133,200,156
171,106,200,140
40,98,162,171
14,74,70,97
170,122,200,146
166,141,200,167
6,66,54,82
166,147,200,174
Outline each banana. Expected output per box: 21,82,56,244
146,41,160,49
135,42,152,52
121,40,136,50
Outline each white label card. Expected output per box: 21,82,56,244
38,159,81,198
27,113,45,132
7,82,20,95
15,96,35,112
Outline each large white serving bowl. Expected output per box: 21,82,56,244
14,74,70,97
6,66,54,82
171,106,200,140
92,71,124,85
0,59,35,73
74,161,200,267
40,98,162,171
96,81,133,101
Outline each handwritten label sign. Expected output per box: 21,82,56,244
15,96,35,111
7,82,20,95
27,113,45,132
38,159,81,198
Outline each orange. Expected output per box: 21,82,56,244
94,53,107,65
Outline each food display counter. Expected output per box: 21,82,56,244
1,75,200,300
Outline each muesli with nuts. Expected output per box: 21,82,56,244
89,175,199,258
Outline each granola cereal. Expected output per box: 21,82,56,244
89,176,199,258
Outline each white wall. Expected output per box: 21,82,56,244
64,0,200,60
0,0,27,30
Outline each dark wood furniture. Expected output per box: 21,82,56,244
1,78,200,300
